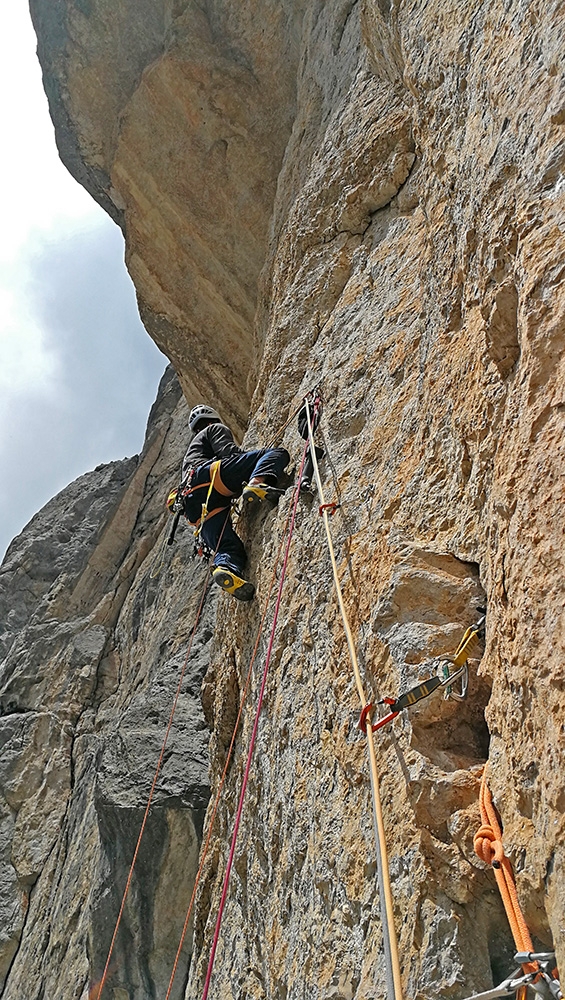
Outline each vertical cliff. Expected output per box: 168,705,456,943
1,0,563,997
0,369,217,998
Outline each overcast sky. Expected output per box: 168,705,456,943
0,5,167,560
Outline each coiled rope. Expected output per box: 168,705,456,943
474,768,539,993
304,397,403,1000
199,439,310,1000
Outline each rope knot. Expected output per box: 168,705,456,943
474,823,505,868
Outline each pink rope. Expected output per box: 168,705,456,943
96,571,211,1000
200,440,310,1000
96,514,231,1000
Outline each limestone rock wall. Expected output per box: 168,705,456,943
0,368,216,998
6,0,565,997
190,1,565,991
29,0,310,434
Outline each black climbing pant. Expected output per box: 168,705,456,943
184,447,290,575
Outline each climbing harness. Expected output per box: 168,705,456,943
360,615,486,733
304,396,404,1000
458,954,562,1000
199,439,311,1000
166,461,236,539
153,464,224,577
163,500,299,1000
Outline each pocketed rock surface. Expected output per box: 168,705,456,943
2,0,563,997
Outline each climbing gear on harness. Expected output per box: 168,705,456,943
188,404,221,432
166,487,181,511
194,538,214,561
167,492,185,547
359,616,486,733
212,566,255,602
165,470,194,546
242,482,284,506
457,953,562,1000
303,395,403,1000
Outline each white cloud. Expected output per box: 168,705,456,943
0,4,99,262
0,272,59,396
0,7,168,561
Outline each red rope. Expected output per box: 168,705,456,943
163,503,296,1000
95,519,229,1000
200,440,309,1000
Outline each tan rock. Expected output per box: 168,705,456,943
4,0,564,996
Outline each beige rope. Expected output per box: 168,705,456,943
305,398,403,1000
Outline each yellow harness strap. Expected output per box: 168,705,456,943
192,461,235,533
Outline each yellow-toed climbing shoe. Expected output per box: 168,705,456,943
242,483,282,507
212,566,255,602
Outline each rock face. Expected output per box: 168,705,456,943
5,0,564,997
0,369,216,998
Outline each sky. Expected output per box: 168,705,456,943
0,5,167,561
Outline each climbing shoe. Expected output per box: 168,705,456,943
242,483,283,507
212,566,255,602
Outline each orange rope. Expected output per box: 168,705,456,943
163,504,295,999
474,768,538,986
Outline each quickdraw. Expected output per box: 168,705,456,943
319,502,340,516
166,469,195,546
458,952,562,1000
440,613,485,701
359,616,486,734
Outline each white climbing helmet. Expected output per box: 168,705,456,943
188,404,222,433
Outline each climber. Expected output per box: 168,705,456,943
177,404,290,601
